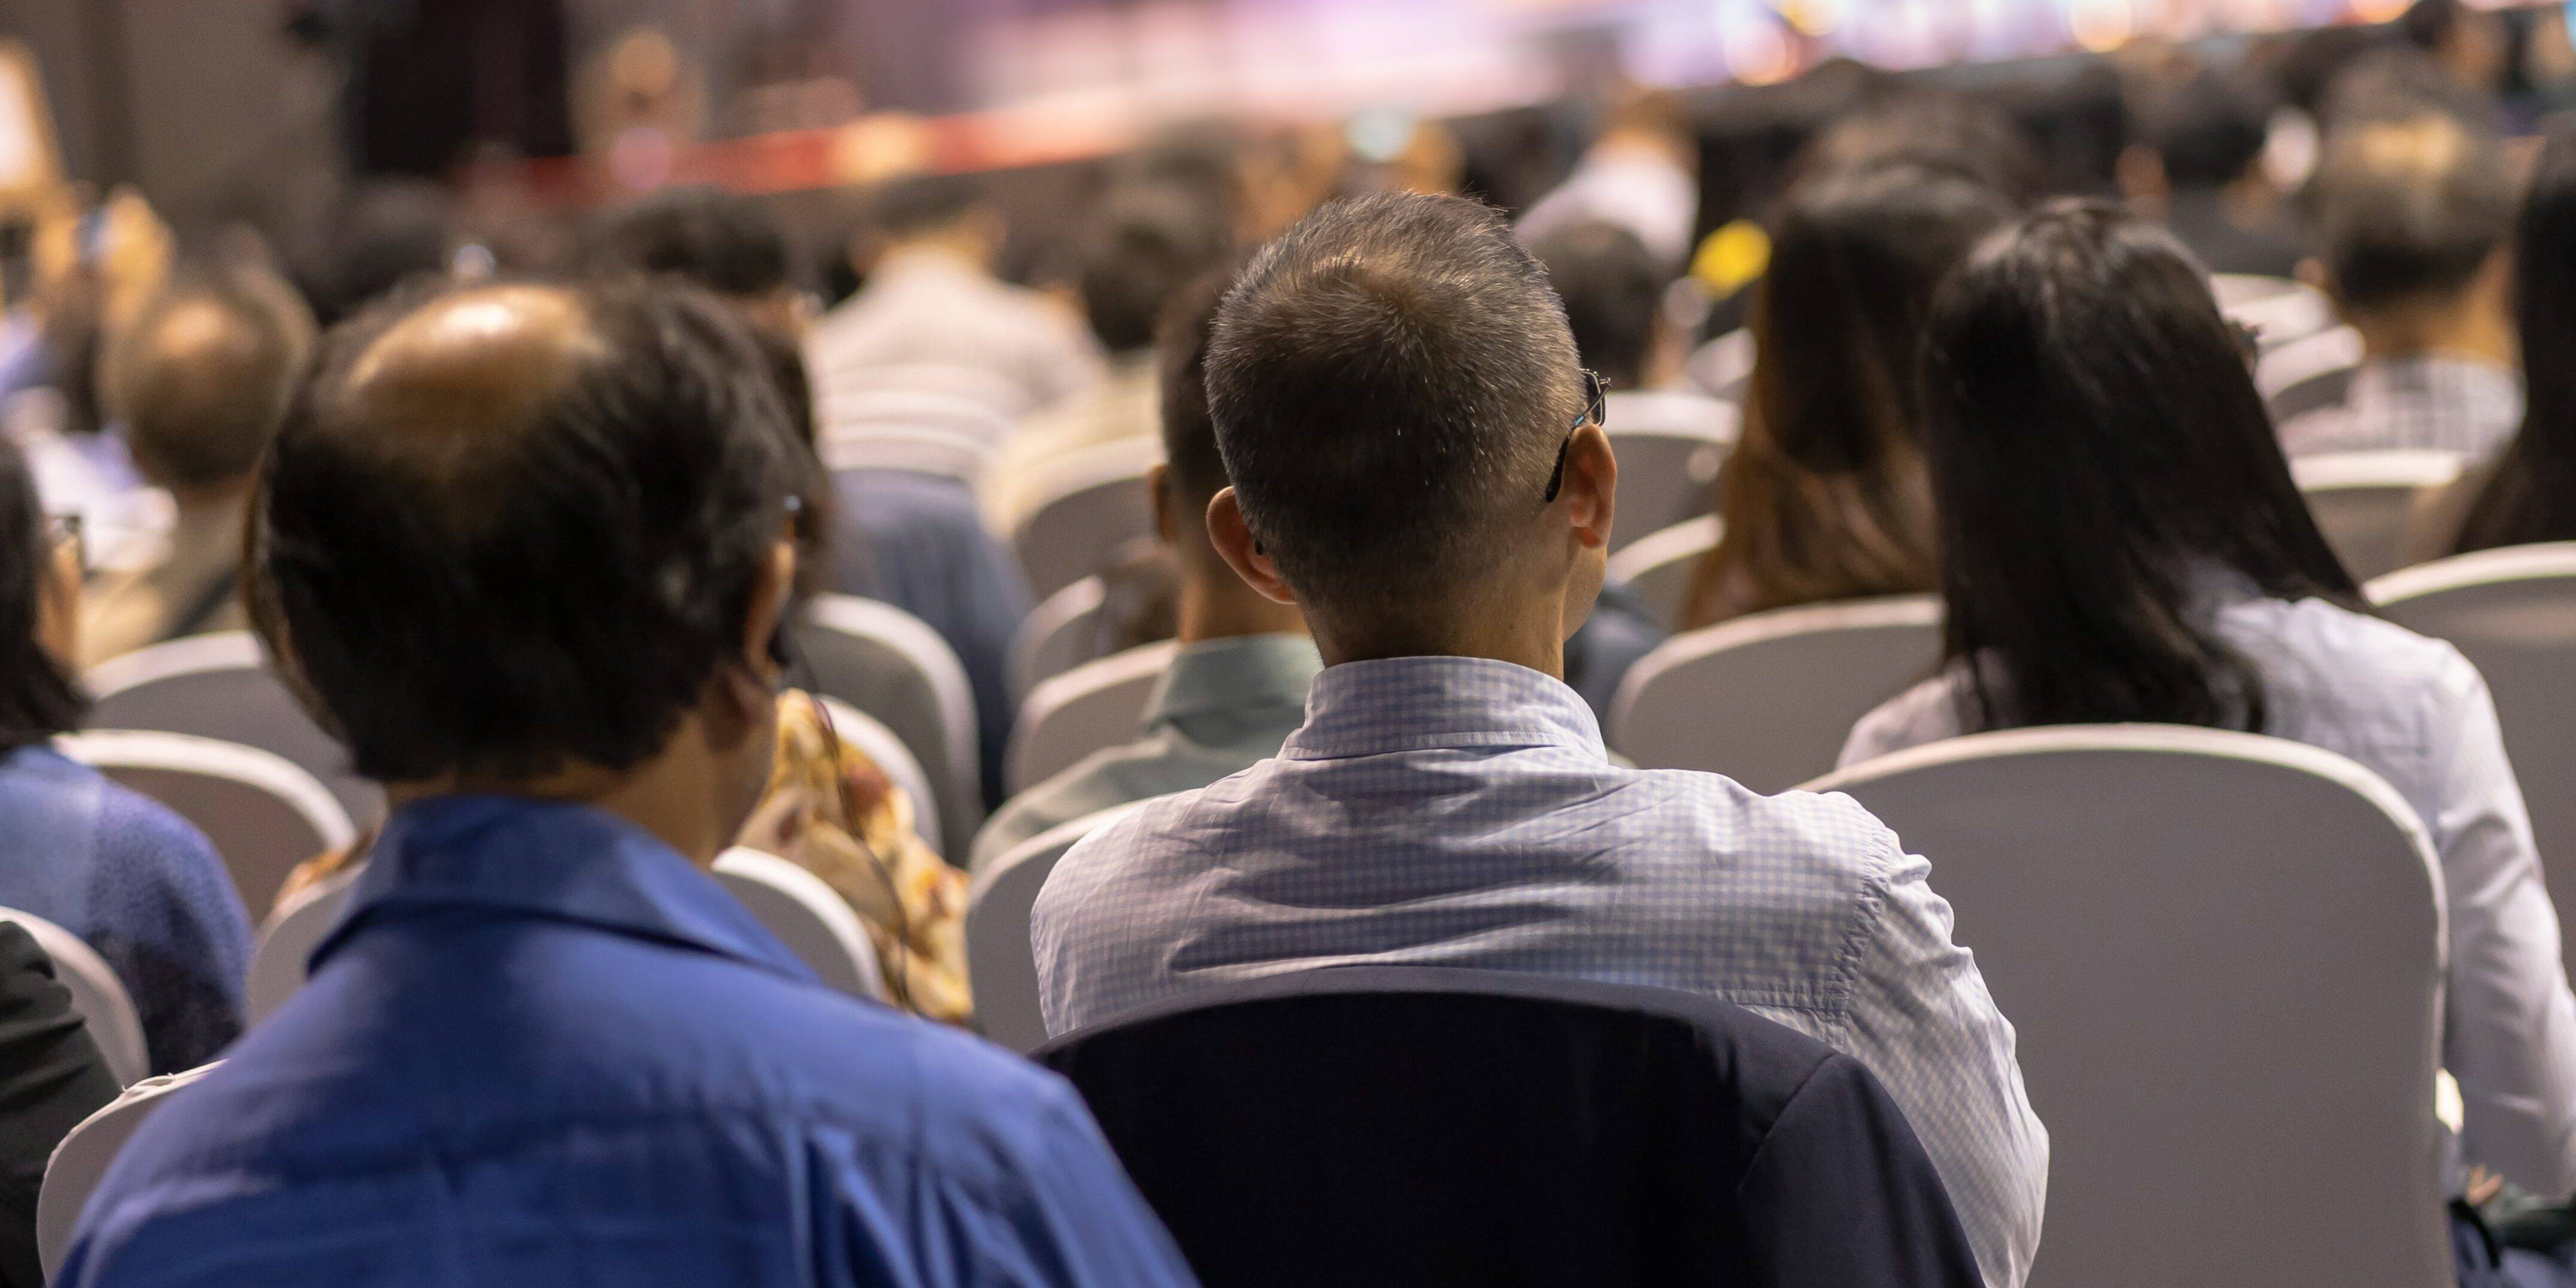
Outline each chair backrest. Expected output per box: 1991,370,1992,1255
1604,514,1720,630
965,800,1153,1052
1010,436,1159,601
811,695,941,856
1687,327,1754,402
56,731,356,922
2214,274,2332,348
245,861,364,1024
1011,575,1109,701
37,1062,218,1279
2293,450,2469,582
1034,966,1981,1288
0,909,147,1087
2259,324,2364,423
1007,640,1175,796
83,632,384,827
710,847,889,1002
2373,542,2576,978
791,594,982,862
1604,395,1737,549
1609,595,1940,793
1809,727,2450,1288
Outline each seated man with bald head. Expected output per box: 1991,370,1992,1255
58,281,1193,1288
81,268,313,665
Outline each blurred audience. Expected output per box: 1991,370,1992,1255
1032,193,2045,1288
1685,162,2012,628
805,174,1104,418
80,269,315,666
0,438,248,1074
983,182,1230,537
581,184,807,336
1517,91,1700,267
971,274,1314,871
297,179,457,327
2416,116,2576,560
2284,108,2519,458
1841,202,2576,1288
2128,68,2305,280
61,280,1193,1284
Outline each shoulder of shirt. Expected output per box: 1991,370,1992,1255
45,755,224,871
2225,595,2477,700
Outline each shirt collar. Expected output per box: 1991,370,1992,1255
1146,634,1324,728
312,795,818,986
1281,655,1606,761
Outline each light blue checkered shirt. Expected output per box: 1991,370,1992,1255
1034,655,2048,1287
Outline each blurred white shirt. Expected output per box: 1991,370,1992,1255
806,247,1106,421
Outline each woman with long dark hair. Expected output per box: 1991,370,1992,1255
1843,201,2576,1280
0,438,248,1075
1683,162,2012,626
2414,116,2576,557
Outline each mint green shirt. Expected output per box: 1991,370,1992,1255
970,634,1323,872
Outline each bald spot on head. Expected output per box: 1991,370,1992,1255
343,284,604,438
107,269,314,489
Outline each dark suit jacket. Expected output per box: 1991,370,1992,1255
0,922,121,1287
1038,966,1984,1288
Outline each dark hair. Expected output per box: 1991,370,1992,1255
2456,116,2576,553
250,279,800,782
869,174,984,241
1157,269,1234,504
308,178,455,326
1207,192,1576,616
2148,69,2274,190
0,441,83,752
583,186,794,299
1687,163,2012,626
2307,109,2513,314
104,268,316,488
1529,219,1668,390
739,318,837,592
1923,201,2359,734
1801,88,2047,207
1078,184,1228,354
2401,0,2466,51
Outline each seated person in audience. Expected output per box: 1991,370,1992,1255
1841,202,2576,1287
584,193,1028,802
1684,162,2012,627
1523,219,1681,708
56,281,1192,1286
2280,109,2520,459
2413,116,2576,561
971,277,1317,871
1515,89,1700,268
983,183,1230,537
2125,68,2305,281
1032,193,2046,1288
79,268,314,666
0,440,247,1074
0,919,121,1288
806,174,1104,418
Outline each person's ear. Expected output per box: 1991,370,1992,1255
741,537,797,682
2296,256,2337,305
1555,423,1616,552
1147,461,1176,546
1205,487,1296,605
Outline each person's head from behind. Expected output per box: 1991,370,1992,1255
1203,193,1612,667
1923,201,2356,734
2457,115,2576,552
310,178,456,326
864,173,1002,271
2137,68,2276,197
1695,162,2012,624
0,440,83,757
2401,0,2508,95
1077,183,1229,357
1528,219,1676,391
583,186,803,336
102,267,315,503
250,280,802,858
2305,109,2515,357
1152,269,1302,643
1801,87,2046,207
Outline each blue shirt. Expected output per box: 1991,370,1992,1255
833,469,1031,806
62,795,1195,1287
0,746,245,1073
1033,656,2045,1288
